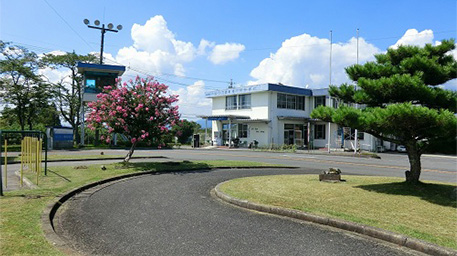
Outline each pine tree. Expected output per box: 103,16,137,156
311,39,457,184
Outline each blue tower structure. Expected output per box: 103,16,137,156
77,62,125,145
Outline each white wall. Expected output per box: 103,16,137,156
211,92,270,119
312,122,339,149
247,123,270,146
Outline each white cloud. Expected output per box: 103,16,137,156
249,33,379,88
115,16,197,76
114,15,245,78
131,16,175,53
208,43,245,65
197,39,216,55
37,50,72,85
248,29,456,90
171,80,211,119
41,50,66,57
38,67,71,85
390,29,434,49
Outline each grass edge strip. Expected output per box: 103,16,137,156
214,180,457,256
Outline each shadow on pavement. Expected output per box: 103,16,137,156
118,161,212,174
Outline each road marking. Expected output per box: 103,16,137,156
184,151,454,174
422,154,457,159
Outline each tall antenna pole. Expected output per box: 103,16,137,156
356,28,359,65
329,30,333,86
328,30,333,154
83,19,123,64
354,28,359,155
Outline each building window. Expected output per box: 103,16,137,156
277,93,287,108
343,128,365,140
226,94,251,110
238,124,249,138
314,96,326,108
277,93,305,110
332,98,338,108
284,124,306,147
314,124,326,139
358,132,365,140
225,95,237,110
239,94,251,109
297,96,305,110
286,94,296,109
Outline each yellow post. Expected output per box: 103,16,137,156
27,136,31,171
4,139,7,188
28,136,31,170
25,136,30,171
35,138,39,185
32,137,36,173
20,139,24,187
25,137,28,170
37,138,41,176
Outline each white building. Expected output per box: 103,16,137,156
202,83,393,152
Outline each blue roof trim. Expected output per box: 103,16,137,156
205,83,333,98
267,83,312,96
77,62,126,71
311,88,329,96
77,62,126,75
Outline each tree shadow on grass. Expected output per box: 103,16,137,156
0,156,17,164
355,182,457,208
117,161,212,175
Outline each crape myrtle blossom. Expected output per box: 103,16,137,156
86,76,180,162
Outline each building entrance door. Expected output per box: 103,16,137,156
284,130,294,145
284,124,308,148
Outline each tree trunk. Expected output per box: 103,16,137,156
405,142,422,184
124,141,137,162
73,125,80,145
94,129,99,146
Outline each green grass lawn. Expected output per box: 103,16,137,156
0,160,281,255
220,175,457,250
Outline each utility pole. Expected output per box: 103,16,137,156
83,19,122,64
328,30,333,154
354,28,359,155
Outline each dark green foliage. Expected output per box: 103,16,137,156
311,39,457,183
171,120,201,144
41,51,97,143
0,41,58,130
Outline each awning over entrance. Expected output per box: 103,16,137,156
199,115,269,123
199,115,250,121
277,116,318,122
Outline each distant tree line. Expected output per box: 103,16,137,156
0,41,203,147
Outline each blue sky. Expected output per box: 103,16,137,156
1,0,456,119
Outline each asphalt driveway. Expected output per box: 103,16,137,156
56,168,417,255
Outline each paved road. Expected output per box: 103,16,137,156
3,148,455,192
46,148,457,183
57,168,418,256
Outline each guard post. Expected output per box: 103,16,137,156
77,62,125,146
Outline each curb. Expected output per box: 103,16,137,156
41,170,160,255
41,166,295,254
14,170,38,189
214,181,457,256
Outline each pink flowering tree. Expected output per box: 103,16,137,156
86,76,180,162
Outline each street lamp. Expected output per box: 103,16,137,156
83,19,122,64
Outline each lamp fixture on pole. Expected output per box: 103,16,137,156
83,19,122,64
